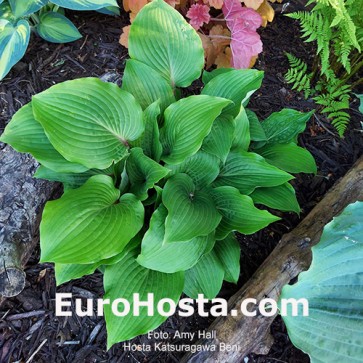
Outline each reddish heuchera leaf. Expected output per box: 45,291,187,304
186,4,211,30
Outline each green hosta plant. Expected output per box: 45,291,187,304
0,0,317,348
0,0,119,80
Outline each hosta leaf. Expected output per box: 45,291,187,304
8,0,48,18
137,205,215,273
0,20,30,80
122,59,176,112
51,0,118,11
201,114,235,163
104,246,184,348
246,109,266,142
32,78,144,170
213,151,293,194
280,201,363,363
0,103,88,173
55,262,99,286
250,183,300,214
257,143,317,174
40,175,144,264
214,234,240,283
232,104,250,151
96,5,120,15
126,147,169,201
160,95,231,165
261,109,314,144
202,68,235,84
36,12,82,43
201,69,264,116
128,0,204,87
211,186,279,239
166,151,220,188
163,174,222,243
184,250,224,299
354,93,363,114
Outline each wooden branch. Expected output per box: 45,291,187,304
182,156,363,363
0,146,58,298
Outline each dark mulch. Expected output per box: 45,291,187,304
0,6,362,363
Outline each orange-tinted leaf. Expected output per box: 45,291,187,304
215,47,232,68
199,32,218,69
249,55,257,68
257,0,274,27
243,0,263,10
210,25,231,53
120,25,131,48
123,0,130,12
209,0,224,9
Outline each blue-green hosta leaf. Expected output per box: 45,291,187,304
280,201,363,363
0,3,15,22
128,0,204,87
214,234,240,283
354,93,363,114
104,246,184,348
201,114,235,163
0,19,30,80
166,151,220,189
163,174,222,243
211,186,280,239
40,175,144,264
184,250,224,299
261,109,314,144
96,5,120,15
232,104,250,151
137,205,215,273
213,151,293,195
122,59,176,112
250,183,300,214
8,0,48,18
36,12,82,43
32,78,144,170
257,143,317,174
201,69,264,117
51,0,118,10
126,147,169,201
160,95,231,165
0,103,88,173
246,109,266,142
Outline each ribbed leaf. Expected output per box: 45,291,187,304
32,78,144,170
213,151,293,194
36,12,82,43
137,205,215,273
122,59,176,112
232,104,250,151
163,174,222,243
51,0,118,10
40,175,144,264
212,186,279,239
160,95,231,165
126,147,169,201
104,246,184,348
257,143,317,174
55,263,98,286
201,69,264,116
128,0,204,87
280,201,363,363
202,68,234,84
250,183,300,214
0,103,88,173
8,0,47,17
246,109,266,142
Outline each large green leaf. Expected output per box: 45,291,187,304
213,151,293,194
280,201,363,363
51,0,118,11
126,147,169,201
232,104,250,151
55,262,99,286
8,0,48,18
163,174,222,243
184,250,224,299
257,143,317,174
32,78,144,170
36,12,82,43
250,183,300,214
261,109,314,144
211,186,279,239
166,151,220,188
122,59,176,112
104,246,184,348
40,175,144,264
246,109,266,142
0,103,88,173
202,68,235,84
201,69,264,117
160,95,231,164
137,205,215,273
0,19,30,80
128,0,204,87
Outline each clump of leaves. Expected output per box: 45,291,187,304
284,0,363,136
0,0,119,80
1,0,316,348
120,0,281,70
